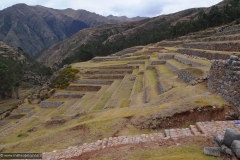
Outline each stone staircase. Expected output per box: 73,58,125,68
42,120,240,159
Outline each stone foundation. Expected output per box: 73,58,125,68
208,55,240,108
40,102,64,108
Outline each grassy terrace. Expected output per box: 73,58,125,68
145,70,159,100
92,80,122,110
174,53,212,67
166,59,189,70
105,74,134,108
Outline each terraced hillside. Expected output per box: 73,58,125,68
0,39,231,155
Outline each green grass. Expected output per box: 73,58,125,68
92,92,113,110
119,99,131,108
91,144,217,160
134,75,143,93
145,70,157,86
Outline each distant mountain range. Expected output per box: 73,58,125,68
0,4,147,57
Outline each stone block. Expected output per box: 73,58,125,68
204,147,221,157
231,140,240,158
223,128,240,147
214,135,223,146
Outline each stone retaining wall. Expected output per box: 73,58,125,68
174,55,205,67
183,42,240,52
150,59,166,65
98,65,136,69
165,61,179,72
67,86,101,91
40,102,64,108
85,70,132,74
178,48,231,60
53,93,85,99
158,54,174,60
90,75,125,79
154,67,165,94
208,55,240,108
146,66,155,70
75,80,113,85
18,107,34,113
178,69,198,83
128,61,145,64
9,114,25,119
200,34,240,42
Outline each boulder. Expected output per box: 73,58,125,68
231,140,240,158
204,147,221,157
223,128,240,147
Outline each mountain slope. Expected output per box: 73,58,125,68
0,4,147,57
37,8,200,67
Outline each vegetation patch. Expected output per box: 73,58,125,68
51,66,79,89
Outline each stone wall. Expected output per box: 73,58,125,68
150,59,166,65
165,61,179,72
174,55,205,67
40,101,64,108
75,80,113,85
9,114,25,119
98,65,136,69
208,55,240,108
158,54,174,60
178,48,231,60
85,70,132,74
53,93,85,99
154,67,164,94
128,61,145,64
183,42,240,52
90,75,124,79
18,107,34,113
178,69,198,83
67,86,101,91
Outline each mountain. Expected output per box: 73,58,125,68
38,0,239,68
106,15,147,23
37,8,200,67
0,4,147,58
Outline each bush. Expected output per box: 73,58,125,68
51,66,79,89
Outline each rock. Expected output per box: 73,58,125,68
221,144,232,156
231,140,240,158
204,147,221,157
223,128,240,147
214,135,223,146
230,55,239,61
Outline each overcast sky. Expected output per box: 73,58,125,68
0,0,223,17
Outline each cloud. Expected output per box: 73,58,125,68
0,0,223,17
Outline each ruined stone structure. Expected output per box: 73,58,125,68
208,55,240,108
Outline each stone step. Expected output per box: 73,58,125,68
190,125,202,135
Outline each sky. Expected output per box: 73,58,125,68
0,0,223,18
